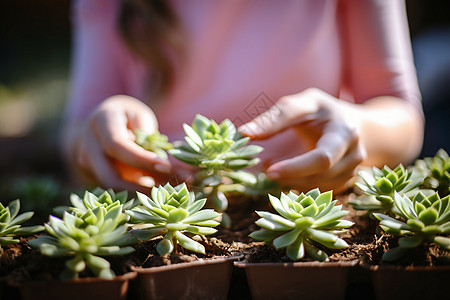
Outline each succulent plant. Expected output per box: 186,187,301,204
414,149,450,197
134,128,173,159
168,114,263,215
126,183,221,255
0,199,44,251
53,188,135,225
169,114,262,173
373,191,450,262
249,189,353,261
351,164,422,213
28,200,138,280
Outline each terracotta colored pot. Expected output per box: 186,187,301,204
131,256,239,300
18,271,137,300
369,264,450,300
234,260,357,300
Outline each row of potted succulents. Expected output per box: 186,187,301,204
0,114,449,300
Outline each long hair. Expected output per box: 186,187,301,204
118,0,186,101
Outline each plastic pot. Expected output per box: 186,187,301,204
18,271,137,300
369,264,450,300
131,256,239,300
234,260,357,300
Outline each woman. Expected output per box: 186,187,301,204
62,0,424,194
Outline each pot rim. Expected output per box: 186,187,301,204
368,264,450,271
131,254,242,273
234,260,358,268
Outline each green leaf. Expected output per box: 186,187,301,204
273,228,302,249
398,235,424,248
167,208,189,223
382,247,407,262
183,123,203,146
255,211,295,229
418,207,438,225
286,235,305,261
305,228,338,243
304,241,329,261
184,210,221,224
432,236,450,250
315,191,332,206
249,229,279,241
157,232,174,255
9,211,34,226
294,217,315,229
65,255,86,273
300,203,319,217
185,225,217,235
7,199,20,220
406,219,425,230
375,178,394,194
175,231,205,254
13,225,45,235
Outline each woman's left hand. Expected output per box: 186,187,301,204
239,88,366,194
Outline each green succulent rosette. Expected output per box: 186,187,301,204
351,164,422,213
126,183,221,255
250,188,353,261
0,199,44,251
169,114,262,172
134,129,173,159
28,202,138,280
373,191,450,262
414,148,450,197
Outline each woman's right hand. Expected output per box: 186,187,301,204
62,95,172,193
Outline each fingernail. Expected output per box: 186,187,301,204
266,172,280,180
238,123,260,136
138,176,155,188
155,164,171,174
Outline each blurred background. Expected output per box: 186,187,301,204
0,0,449,219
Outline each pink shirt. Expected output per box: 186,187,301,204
66,0,422,167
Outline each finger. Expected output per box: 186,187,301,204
322,139,366,179
81,133,153,193
126,105,158,133
92,109,172,175
238,93,319,140
266,123,358,179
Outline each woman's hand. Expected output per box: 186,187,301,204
239,88,367,194
62,95,172,193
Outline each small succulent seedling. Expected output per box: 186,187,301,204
168,114,263,214
28,199,138,280
53,188,135,225
373,191,450,262
351,165,422,213
249,189,353,261
414,149,450,197
134,129,173,159
0,199,44,251
126,183,221,255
